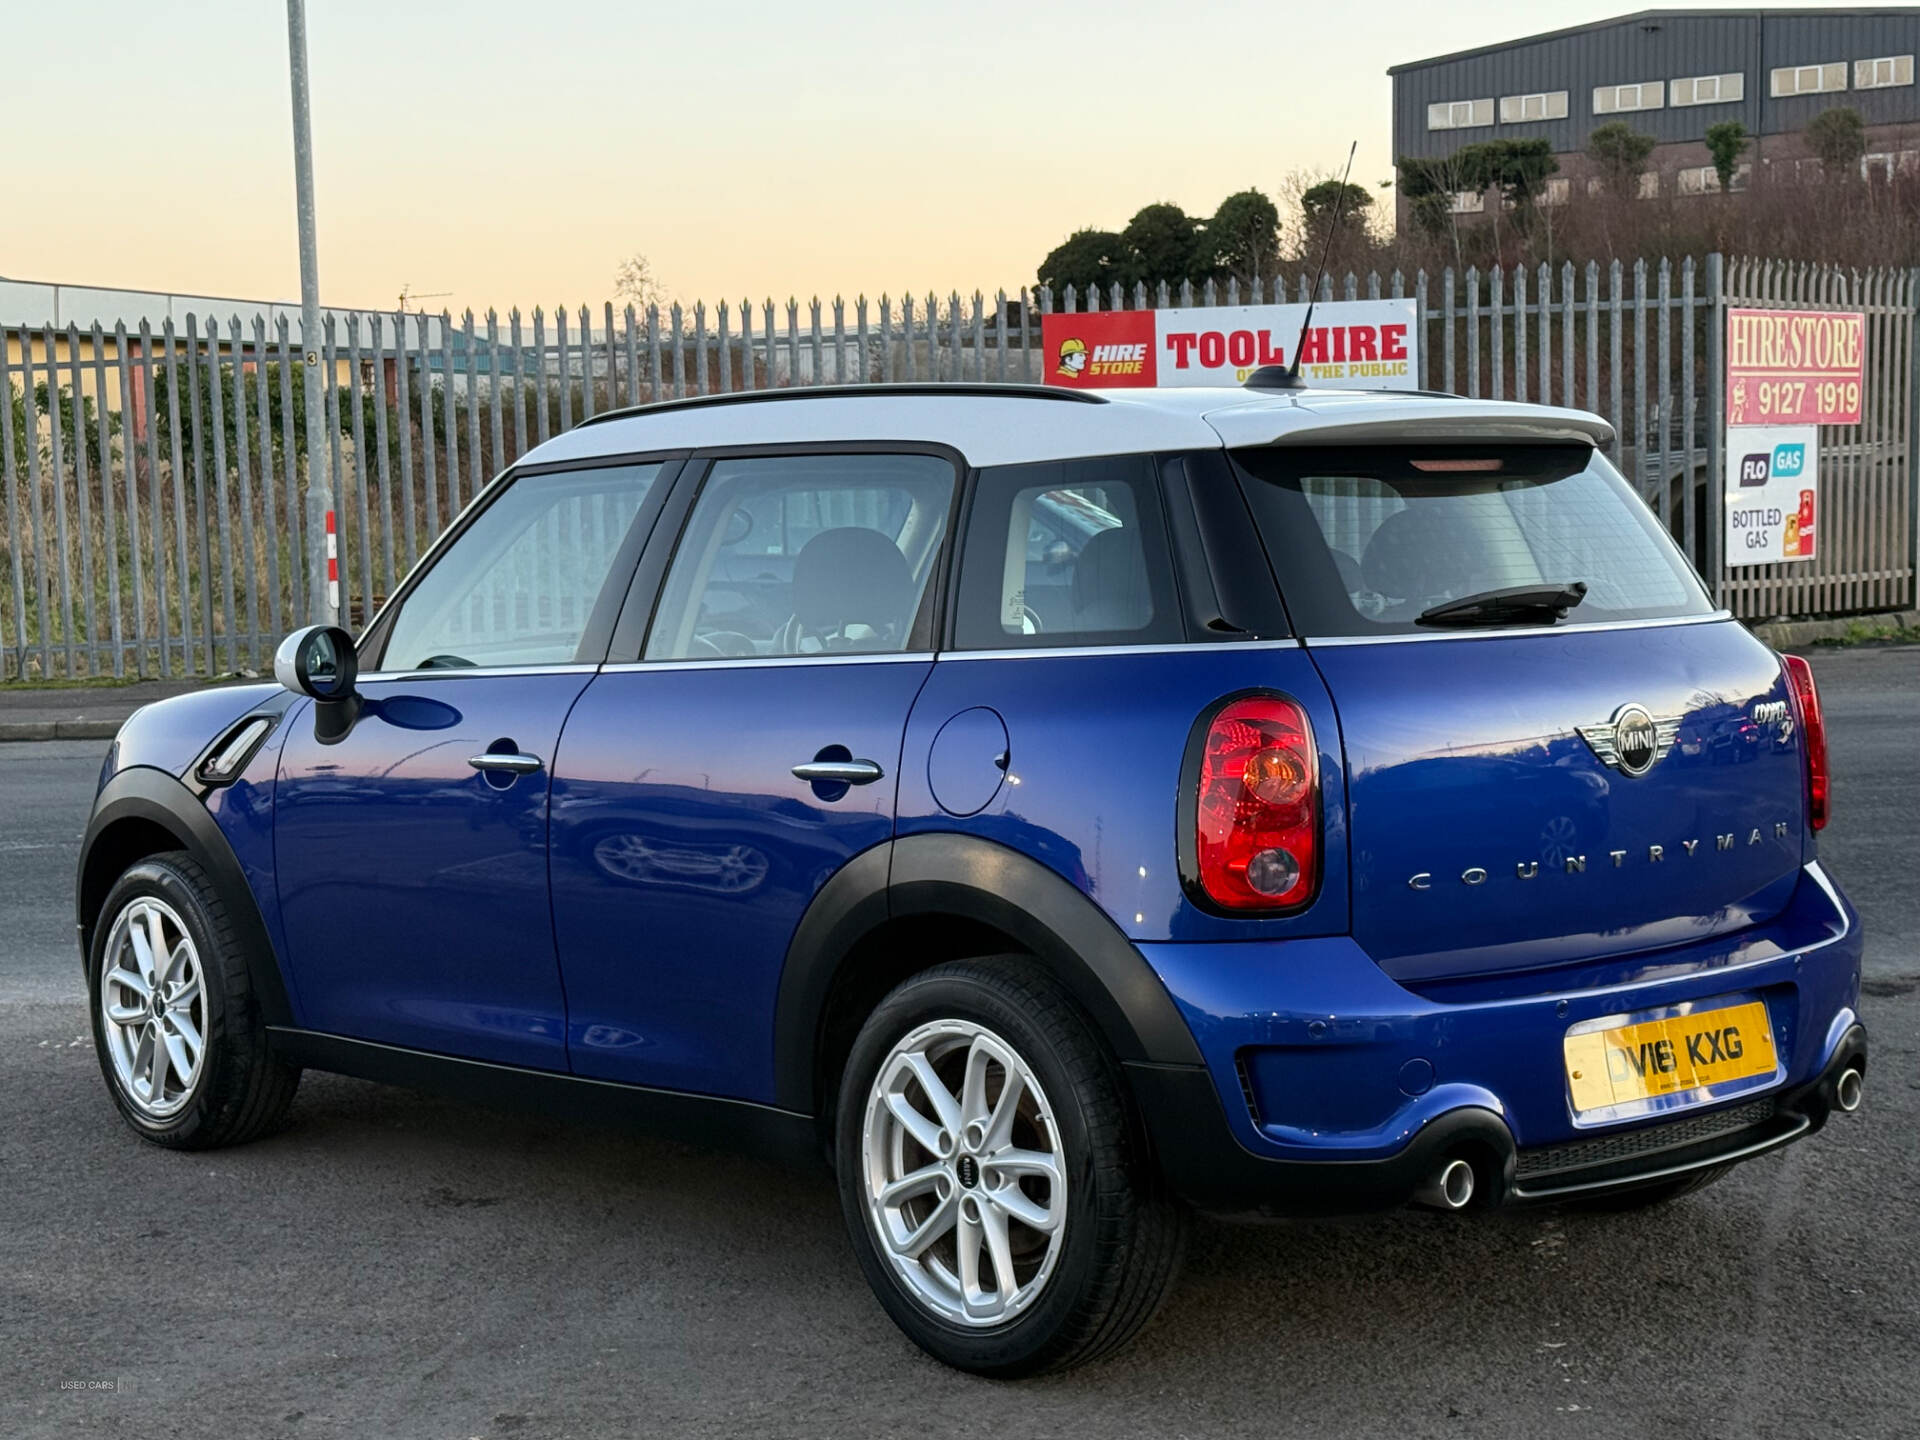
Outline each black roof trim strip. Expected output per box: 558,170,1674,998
574,382,1108,430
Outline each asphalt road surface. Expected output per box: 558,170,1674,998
4,647,1917,1440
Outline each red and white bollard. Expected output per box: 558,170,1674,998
326,510,339,616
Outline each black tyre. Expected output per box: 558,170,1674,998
835,957,1188,1377
87,853,300,1150
1567,1164,1729,1212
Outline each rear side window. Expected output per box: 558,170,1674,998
953,457,1183,650
1232,444,1714,636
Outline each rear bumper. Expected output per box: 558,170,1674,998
1130,1029,1865,1212
1129,862,1865,1214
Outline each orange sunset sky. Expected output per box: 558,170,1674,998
7,0,1801,315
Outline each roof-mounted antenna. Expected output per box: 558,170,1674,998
1246,140,1358,392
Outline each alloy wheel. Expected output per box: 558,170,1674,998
860,1018,1067,1327
99,897,207,1120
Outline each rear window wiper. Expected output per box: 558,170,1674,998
1416,582,1589,628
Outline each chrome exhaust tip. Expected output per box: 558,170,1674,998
1414,1157,1476,1211
1834,1066,1864,1114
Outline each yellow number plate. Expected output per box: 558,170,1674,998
1564,1000,1777,1115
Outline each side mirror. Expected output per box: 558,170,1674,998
274,624,363,744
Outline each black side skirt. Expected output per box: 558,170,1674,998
267,1028,820,1168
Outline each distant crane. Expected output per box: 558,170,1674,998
397,283,451,313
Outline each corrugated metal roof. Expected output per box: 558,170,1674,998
1388,6,1920,74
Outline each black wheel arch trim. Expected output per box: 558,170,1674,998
772,831,1205,1115
77,765,295,1028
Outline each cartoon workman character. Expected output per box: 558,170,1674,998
1056,336,1088,378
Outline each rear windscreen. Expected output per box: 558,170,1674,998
1231,444,1714,637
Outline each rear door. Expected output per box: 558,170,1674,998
1233,442,1806,983
548,448,959,1101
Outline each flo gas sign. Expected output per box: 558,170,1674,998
1042,300,1417,390
1726,425,1819,564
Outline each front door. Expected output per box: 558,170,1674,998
549,450,959,1101
274,459,674,1069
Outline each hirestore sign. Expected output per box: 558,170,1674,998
1725,425,1819,565
1042,300,1417,389
1726,308,1865,426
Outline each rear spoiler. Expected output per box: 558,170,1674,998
1205,397,1617,452
1262,415,1616,449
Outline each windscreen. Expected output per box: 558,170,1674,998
1231,444,1714,637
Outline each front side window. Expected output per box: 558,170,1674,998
1231,445,1713,637
644,453,955,660
953,457,1182,650
378,463,663,670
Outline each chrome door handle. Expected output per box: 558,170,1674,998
468,752,544,775
791,759,885,785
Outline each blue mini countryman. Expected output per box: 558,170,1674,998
79,380,1866,1375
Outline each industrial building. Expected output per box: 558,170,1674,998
1390,8,1920,212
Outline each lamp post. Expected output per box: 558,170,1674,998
285,0,335,625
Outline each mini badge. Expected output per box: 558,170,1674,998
1577,703,1682,777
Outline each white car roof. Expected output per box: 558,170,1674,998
518,385,1615,470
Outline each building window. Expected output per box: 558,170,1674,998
1676,164,1748,194
1670,72,1745,107
1638,171,1661,200
1593,81,1665,114
1449,189,1486,214
1855,55,1915,90
1862,150,1920,181
1542,176,1572,206
1771,62,1848,97
1428,98,1494,130
1499,90,1569,123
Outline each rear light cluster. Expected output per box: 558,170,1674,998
1781,654,1829,831
1193,696,1319,910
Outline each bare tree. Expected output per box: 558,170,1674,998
613,253,664,310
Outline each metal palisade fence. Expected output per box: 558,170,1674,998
0,254,1913,682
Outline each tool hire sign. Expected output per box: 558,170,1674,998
1042,300,1417,390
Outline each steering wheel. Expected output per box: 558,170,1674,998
1018,606,1044,635
692,631,759,659
415,654,477,669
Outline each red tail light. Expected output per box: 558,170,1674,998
1781,654,1828,831
1192,695,1319,911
